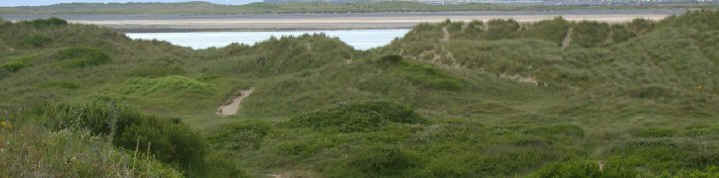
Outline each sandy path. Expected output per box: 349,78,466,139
216,88,254,116
70,14,671,31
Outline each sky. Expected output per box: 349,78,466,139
0,0,261,7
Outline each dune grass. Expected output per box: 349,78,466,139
1,10,719,177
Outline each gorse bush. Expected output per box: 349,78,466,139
289,101,424,132
39,101,208,176
54,47,111,68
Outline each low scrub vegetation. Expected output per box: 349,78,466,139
2,11,719,177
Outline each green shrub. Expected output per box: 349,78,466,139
523,17,571,45
123,75,215,95
627,18,655,35
524,124,585,138
22,34,52,47
400,62,466,91
289,101,424,132
0,124,183,178
610,24,636,43
347,146,421,176
22,17,68,28
572,21,611,48
39,101,208,176
485,19,520,40
210,120,272,150
377,54,403,65
629,128,676,138
531,160,638,178
54,47,111,68
1,60,26,72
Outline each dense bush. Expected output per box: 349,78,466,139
1,60,26,72
289,101,424,132
523,17,571,45
22,17,68,28
209,120,272,150
22,34,52,47
346,146,421,177
123,75,215,95
572,21,611,48
39,101,208,176
531,160,638,178
54,47,111,68
484,19,520,40
0,124,183,178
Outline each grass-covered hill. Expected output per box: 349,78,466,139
2,10,719,177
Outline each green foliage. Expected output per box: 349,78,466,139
344,146,421,177
1,60,26,72
39,101,209,176
485,19,520,40
123,75,215,95
22,34,52,47
523,17,571,45
22,17,68,28
629,128,676,138
531,160,638,178
572,21,612,48
0,124,183,178
210,120,272,150
289,101,424,132
54,47,111,68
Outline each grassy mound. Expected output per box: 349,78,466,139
123,75,215,95
289,101,424,132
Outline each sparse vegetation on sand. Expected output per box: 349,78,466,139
1,10,719,177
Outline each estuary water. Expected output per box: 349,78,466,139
126,29,410,50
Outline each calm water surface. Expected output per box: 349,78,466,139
126,29,410,50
